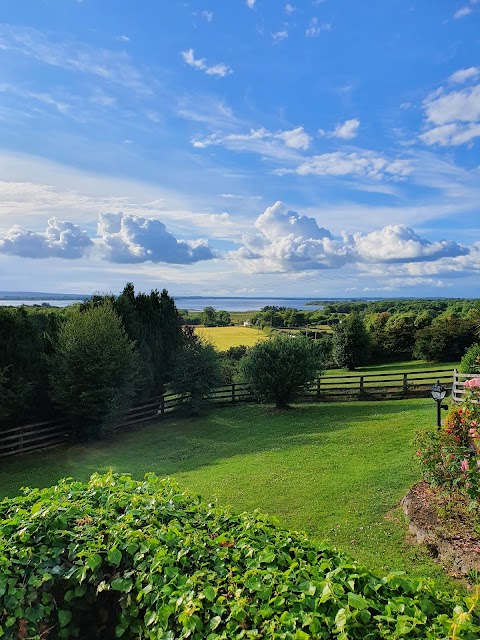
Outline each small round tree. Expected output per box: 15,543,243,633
172,330,222,415
332,313,370,371
240,334,323,409
50,304,138,440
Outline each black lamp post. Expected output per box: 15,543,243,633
431,380,448,428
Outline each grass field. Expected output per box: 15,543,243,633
324,360,459,377
0,399,460,592
196,325,268,350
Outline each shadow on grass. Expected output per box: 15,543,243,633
0,399,430,497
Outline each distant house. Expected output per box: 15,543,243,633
243,320,251,326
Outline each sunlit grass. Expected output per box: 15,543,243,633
196,325,268,350
0,398,460,592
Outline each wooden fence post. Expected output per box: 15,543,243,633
403,372,408,397
160,395,165,418
232,384,236,403
359,376,364,395
316,377,321,398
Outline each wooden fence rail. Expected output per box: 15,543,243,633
452,369,480,403
0,367,455,459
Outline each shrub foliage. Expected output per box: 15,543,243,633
1,473,480,639
240,335,322,409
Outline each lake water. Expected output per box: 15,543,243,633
0,297,320,311
0,299,84,308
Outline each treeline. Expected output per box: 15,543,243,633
0,284,183,436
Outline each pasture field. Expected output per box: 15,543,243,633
0,399,460,592
196,325,268,350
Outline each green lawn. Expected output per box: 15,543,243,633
325,360,459,377
0,399,460,591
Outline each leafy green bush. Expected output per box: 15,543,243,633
460,343,480,375
240,335,322,409
1,473,480,639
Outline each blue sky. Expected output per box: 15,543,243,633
0,0,479,297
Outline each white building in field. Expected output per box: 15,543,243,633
243,320,251,326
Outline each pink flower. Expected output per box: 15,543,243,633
416,450,421,457
464,378,480,388
459,409,463,414
470,428,476,435
471,421,478,427
461,459,469,472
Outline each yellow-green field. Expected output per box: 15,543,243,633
197,325,268,350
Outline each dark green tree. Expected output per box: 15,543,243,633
202,306,217,327
216,310,231,326
240,334,323,409
172,329,222,415
333,313,371,370
0,307,52,425
414,317,477,362
50,304,138,440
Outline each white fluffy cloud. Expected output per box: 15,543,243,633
421,76,480,146
181,48,232,77
353,225,468,263
0,217,93,258
319,118,360,140
246,0,255,8
233,201,350,271
232,202,469,273
98,212,216,264
277,151,411,180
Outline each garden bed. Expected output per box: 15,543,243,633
402,481,480,577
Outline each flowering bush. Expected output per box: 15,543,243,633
416,386,480,505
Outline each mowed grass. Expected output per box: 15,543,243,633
197,325,268,350
325,360,459,377
0,399,460,591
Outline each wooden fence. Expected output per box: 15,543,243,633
0,367,455,459
452,369,480,403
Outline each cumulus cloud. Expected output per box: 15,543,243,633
232,201,350,271
285,3,295,14
246,0,255,8
98,212,216,264
353,225,468,263
181,48,232,77
319,118,360,140
272,30,288,41
201,10,213,22
277,151,411,180
420,77,480,146
0,218,93,258
231,202,468,273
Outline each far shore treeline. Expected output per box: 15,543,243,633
1,286,479,435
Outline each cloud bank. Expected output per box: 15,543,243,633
231,201,468,272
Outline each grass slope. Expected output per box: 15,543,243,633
0,399,459,591
197,325,268,350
